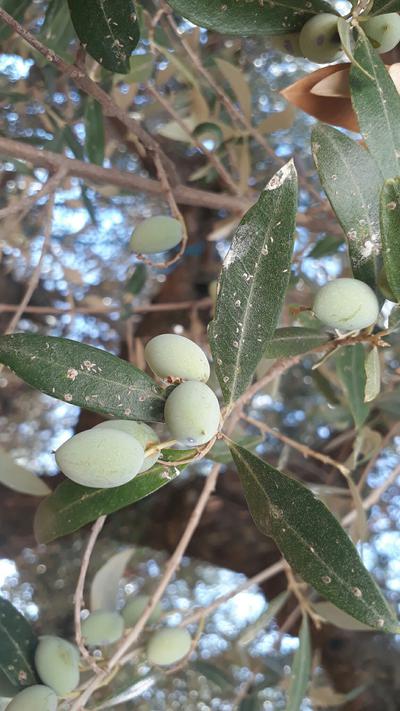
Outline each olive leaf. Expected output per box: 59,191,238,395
229,442,399,632
286,615,311,711
0,334,165,423
0,597,38,688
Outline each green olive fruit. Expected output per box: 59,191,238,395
122,594,162,627
299,13,342,64
145,334,210,383
34,636,79,696
131,216,182,254
5,685,57,711
364,13,400,54
81,611,124,647
313,278,380,331
146,627,192,666
270,33,303,57
55,429,145,488
164,381,220,446
93,420,160,472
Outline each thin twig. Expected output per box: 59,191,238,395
73,515,107,675
0,297,212,317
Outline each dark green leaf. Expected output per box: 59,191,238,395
0,597,38,688
312,124,382,290
238,697,261,711
67,0,140,73
81,184,97,224
380,177,400,302
264,327,330,359
166,0,335,36
229,443,399,632
125,264,147,296
0,0,31,40
336,345,369,428
85,98,105,166
63,125,85,160
286,615,311,711
39,0,76,60
350,34,400,180
371,0,400,12
388,304,400,330
209,161,298,407
308,234,344,259
0,334,165,422
190,662,233,691
34,450,189,543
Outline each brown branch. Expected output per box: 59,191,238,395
0,297,212,317
0,7,177,184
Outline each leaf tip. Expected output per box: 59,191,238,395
264,159,296,192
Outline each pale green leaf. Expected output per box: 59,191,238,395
380,177,400,302
0,448,50,497
313,601,375,631
215,58,252,118
364,346,381,403
264,327,330,359
336,345,370,428
90,548,134,612
286,615,311,711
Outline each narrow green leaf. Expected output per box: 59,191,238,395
229,443,399,632
0,0,31,40
350,34,400,179
238,591,290,646
286,615,311,711
364,347,381,403
371,0,400,12
380,177,400,302
209,434,262,464
85,98,105,166
388,304,400,330
67,0,140,73
0,448,50,497
313,601,375,631
39,0,76,60
34,451,188,543
166,0,335,36
336,345,370,428
209,161,298,407
125,264,147,296
190,662,233,691
312,124,382,290
337,17,354,63
0,597,38,688
264,327,330,359
0,334,165,423
308,234,343,259
90,548,134,611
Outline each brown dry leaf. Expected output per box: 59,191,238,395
281,63,358,132
191,87,210,123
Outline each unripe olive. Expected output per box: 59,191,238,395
81,611,124,647
146,627,192,666
93,420,160,472
55,429,145,488
299,13,342,64
145,334,210,383
364,13,400,54
313,278,380,331
131,216,182,254
34,636,79,696
164,381,220,446
122,594,162,627
270,32,303,57
5,685,57,711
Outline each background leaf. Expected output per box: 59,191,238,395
312,601,375,631
229,443,398,632
0,597,37,688
0,448,50,496
371,1,400,12
215,59,252,118
0,334,165,423
312,124,382,290
0,0,31,40
286,615,311,711
264,327,330,359
67,0,140,73
85,98,105,165
166,0,335,36
34,451,188,544
336,345,369,428
350,34,400,179
364,347,381,403
209,161,298,407
380,177,400,301
90,548,134,611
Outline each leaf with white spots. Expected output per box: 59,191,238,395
350,33,400,180
312,124,382,291
380,177,400,302
166,0,336,36
209,161,298,407
0,597,38,689
34,450,189,543
229,442,399,632
67,0,140,73
0,334,165,422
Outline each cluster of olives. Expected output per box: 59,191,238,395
272,12,400,64
131,215,183,255
55,334,220,488
313,277,380,332
6,593,193,710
